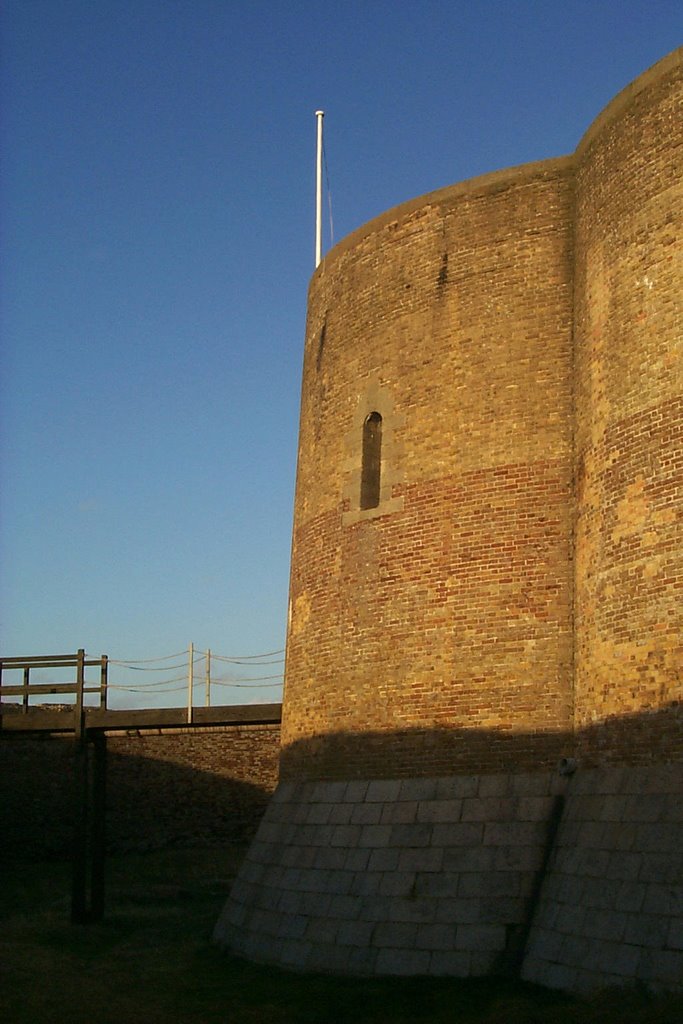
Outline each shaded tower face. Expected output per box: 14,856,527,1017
282,160,576,780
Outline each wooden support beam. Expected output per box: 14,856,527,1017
70,735,89,924
70,731,108,924
89,733,107,922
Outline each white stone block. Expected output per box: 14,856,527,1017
375,947,431,976
343,781,369,802
444,845,494,872
431,822,483,846
336,918,376,947
350,801,383,825
416,799,463,823
305,916,340,943
328,802,354,824
343,847,371,872
454,923,505,952
430,896,478,924
436,776,478,799
327,893,362,920
477,775,511,797
399,778,438,801
330,824,361,847
378,870,416,896
366,779,402,802
367,847,400,872
623,911,669,948
380,800,418,824
415,922,457,950
386,897,436,924
359,824,393,848
390,822,433,847
517,795,554,822
373,920,417,948
667,918,683,950
397,846,443,872
429,950,472,976
512,773,552,797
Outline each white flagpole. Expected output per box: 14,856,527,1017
315,110,324,268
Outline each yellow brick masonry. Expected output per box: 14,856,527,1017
282,49,682,777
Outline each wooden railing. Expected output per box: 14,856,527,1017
0,650,108,737
0,650,108,922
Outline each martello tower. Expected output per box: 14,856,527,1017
216,50,683,992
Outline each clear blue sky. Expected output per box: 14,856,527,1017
1,2,680,707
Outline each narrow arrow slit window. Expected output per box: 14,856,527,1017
360,412,382,510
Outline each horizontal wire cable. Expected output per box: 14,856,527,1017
207,658,284,666
209,671,282,679
110,680,282,693
109,672,191,688
108,662,189,673
209,680,283,689
108,650,187,665
108,671,283,690
109,649,283,668
102,647,285,702
210,649,284,661
108,684,187,694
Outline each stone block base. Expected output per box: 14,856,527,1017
522,764,683,993
214,771,562,975
214,766,683,992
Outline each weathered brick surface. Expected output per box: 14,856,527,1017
283,160,574,778
0,723,280,858
282,49,682,778
573,55,683,757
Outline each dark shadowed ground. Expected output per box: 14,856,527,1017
1,846,681,1024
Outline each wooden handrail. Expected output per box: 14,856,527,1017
0,651,108,719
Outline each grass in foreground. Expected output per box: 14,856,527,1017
1,848,681,1024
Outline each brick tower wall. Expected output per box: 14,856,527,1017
573,50,683,762
217,49,683,993
282,161,575,779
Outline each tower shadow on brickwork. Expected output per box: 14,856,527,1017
278,700,683,780
0,739,276,861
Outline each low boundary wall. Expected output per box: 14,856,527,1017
0,712,281,858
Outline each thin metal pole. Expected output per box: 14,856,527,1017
205,649,211,707
187,642,194,724
315,110,324,268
